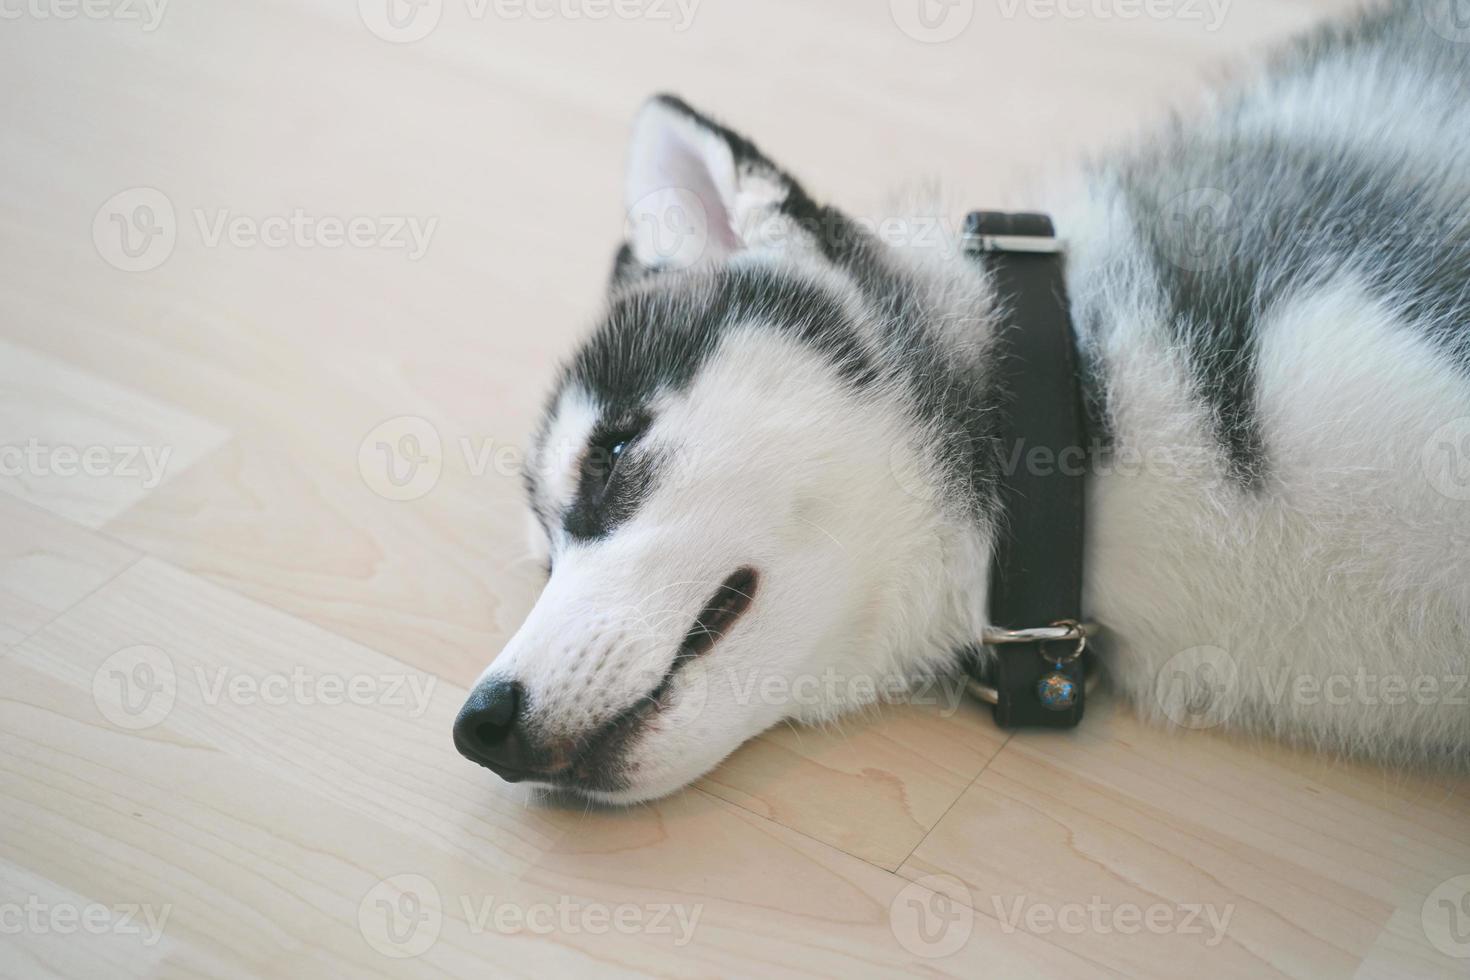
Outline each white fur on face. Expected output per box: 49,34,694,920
526,386,600,559
489,316,988,803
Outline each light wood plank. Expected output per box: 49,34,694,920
6,559,568,878
1,659,622,978
522,788,1116,977
107,433,548,686
0,340,229,529
900,696,1470,979
697,697,1008,870
0,495,138,650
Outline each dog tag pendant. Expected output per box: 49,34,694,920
1036,671,1078,710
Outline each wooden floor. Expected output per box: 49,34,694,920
3,0,1469,976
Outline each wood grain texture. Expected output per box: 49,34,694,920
695,698,1009,870
0,341,228,528
6,0,1467,976
899,698,1470,978
0,496,138,650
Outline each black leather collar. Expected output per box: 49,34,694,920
962,211,1095,729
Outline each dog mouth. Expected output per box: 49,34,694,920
674,566,759,662
547,567,760,793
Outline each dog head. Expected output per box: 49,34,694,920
455,96,996,803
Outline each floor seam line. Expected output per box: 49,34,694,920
892,728,1016,873
0,554,147,655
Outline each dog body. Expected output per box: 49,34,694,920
453,2,1470,801
1057,4,1470,763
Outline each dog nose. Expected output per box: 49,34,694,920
453,679,535,781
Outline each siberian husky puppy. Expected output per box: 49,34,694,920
455,1,1470,802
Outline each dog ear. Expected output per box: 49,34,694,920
613,94,825,285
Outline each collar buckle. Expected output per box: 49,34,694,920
961,210,1063,254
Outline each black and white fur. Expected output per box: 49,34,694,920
470,1,1470,803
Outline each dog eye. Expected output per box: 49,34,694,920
591,427,643,488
